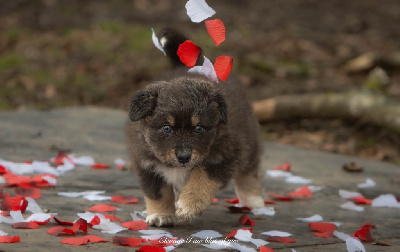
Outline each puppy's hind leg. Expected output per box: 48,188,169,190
234,172,264,208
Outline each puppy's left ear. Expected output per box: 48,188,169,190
129,90,158,122
213,93,228,124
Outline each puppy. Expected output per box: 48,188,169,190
126,28,264,227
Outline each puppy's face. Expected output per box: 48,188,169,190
129,77,227,168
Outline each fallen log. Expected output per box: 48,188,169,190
252,92,400,135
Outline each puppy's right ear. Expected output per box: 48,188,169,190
129,90,157,122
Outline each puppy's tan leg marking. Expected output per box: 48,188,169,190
176,167,221,222
145,185,175,227
234,173,264,208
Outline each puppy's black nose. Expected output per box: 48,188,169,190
176,149,192,164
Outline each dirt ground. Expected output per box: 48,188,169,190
1,0,400,163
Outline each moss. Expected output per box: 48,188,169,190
126,27,152,52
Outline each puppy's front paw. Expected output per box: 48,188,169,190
175,200,202,223
146,213,174,227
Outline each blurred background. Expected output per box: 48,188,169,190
1,0,399,162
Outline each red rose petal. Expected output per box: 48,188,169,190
214,56,233,81
71,218,88,233
225,205,252,213
111,195,139,204
86,204,117,212
12,222,39,229
0,236,20,243
274,163,291,172
224,198,239,204
90,163,109,169
15,187,41,199
264,200,276,204
53,217,74,226
61,237,89,246
268,193,293,201
137,245,166,252
226,228,254,238
177,40,202,68
361,221,375,229
85,235,109,243
205,19,226,46
308,222,337,238
47,226,75,236
112,236,145,247
52,151,74,165
288,186,312,198
1,196,28,212
238,214,255,226
260,246,275,252
0,165,7,174
121,220,148,231
353,225,375,242
212,198,219,204
267,236,296,243
349,196,372,205
89,215,101,225
101,214,119,222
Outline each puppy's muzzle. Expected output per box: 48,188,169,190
176,148,192,164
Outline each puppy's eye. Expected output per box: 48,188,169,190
194,125,204,133
162,125,172,133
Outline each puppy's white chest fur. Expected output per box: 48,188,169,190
154,165,191,199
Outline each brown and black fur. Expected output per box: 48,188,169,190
126,28,264,227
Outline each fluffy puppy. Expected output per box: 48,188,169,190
126,28,264,227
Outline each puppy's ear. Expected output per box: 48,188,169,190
213,93,228,124
129,90,158,122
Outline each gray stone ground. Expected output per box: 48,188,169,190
0,107,399,251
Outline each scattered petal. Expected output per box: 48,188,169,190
259,246,275,252
346,237,366,252
349,196,372,205
58,190,105,198
86,204,119,212
205,19,225,46
103,214,120,222
296,214,323,222
353,226,375,242
137,245,166,252
289,186,312,198
0,236,20,243
224,198,239,204
85,235,109,243
93,220,127,234
114,158,127,170
47,226,75,236
268,193,293,201
12,222,39,229
273,163,291,172
1,196,28,212
267,236,296,243
339,189,362,199
177,40,202,68
340,201,365,212
139,230,171,235
191,230,222,239
285,176,312,184
111,195,139,204
15,187,41,200
121,220,148,230
333,230,351,241
185,0,215,23
266,170,292,178
61,237,89,246
188,56,218,82
83,194,112,201
225,205,252,213
357,178,376,189
260,230,292,237
308,222,337,238
90,163,109,169
239,214,255,226
214,56,233,81
371,194,400,208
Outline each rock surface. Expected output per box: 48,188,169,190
0,107,399,251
